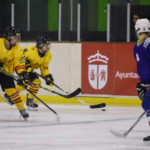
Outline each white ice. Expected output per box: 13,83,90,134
0,103,150,150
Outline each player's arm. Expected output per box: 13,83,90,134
14,46,26,74
14,46,29,84
23,48,33,73
40,65,54,86
40,52,54,85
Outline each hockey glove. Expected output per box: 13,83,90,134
45,74,54,86
18,71,29,86
26,64,32,73
0,63,3,68
136,83,147,100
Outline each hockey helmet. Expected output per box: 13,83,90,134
4,26,20,41
135,18,150,34
36,35,50,49
36,35,50,57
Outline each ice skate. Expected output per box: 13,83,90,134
19,109,29,121
26,94,38,111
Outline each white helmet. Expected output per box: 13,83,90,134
135,18,150,34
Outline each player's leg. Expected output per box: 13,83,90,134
27,72,41,110
142,88,150,124
1,81,25,106
0,73,29,119
1,92,14,105
141,89,150,141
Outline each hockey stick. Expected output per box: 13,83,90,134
34,72,106,109
54,83,106,109
33,72,81,98
0,68,60,122
30,82,81,99
0,68,81,99
110,111,146,138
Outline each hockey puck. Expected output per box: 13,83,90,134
143,136,150,141
101,109,106,111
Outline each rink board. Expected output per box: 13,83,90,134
0,95,141,107
0,42,141,107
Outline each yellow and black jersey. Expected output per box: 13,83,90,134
0,38,25,74
24,46,52,77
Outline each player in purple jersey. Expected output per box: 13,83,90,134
134,18,150,141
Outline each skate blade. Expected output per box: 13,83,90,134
24,118,28,121
55,114,60,123
19,114,28,121
27,106,38,111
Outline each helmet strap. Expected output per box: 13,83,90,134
38,48,45,57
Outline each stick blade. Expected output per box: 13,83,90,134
66,88,81,98
110,130,126,138
55,114,60,123
90,103,106,109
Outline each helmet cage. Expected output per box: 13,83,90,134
36,35,50,57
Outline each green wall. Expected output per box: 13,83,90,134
48,0,58,31
88,0,98,31
47,0,150,32
30,0,48,30
139,0,150,5
98,0,108,31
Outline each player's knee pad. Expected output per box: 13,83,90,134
142,96,150,111
33,78,41,85
16,84,25,92
4,88,18,96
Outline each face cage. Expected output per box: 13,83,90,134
10,34,21,42
40,43,50,51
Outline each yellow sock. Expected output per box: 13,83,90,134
28,78,41,99
5,88,25,110
14,101,25,110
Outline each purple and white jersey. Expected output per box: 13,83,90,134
134,36,150,84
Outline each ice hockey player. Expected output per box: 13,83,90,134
134,18,150,141
0,27,29,120
3,35,54,111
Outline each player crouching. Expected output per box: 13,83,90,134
2,35,54,111
0,27,29,120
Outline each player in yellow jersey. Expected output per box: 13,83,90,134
3,35,54,110
17,35,54,110
0,27,29,119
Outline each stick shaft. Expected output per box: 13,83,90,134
53,83,88,105
0,68,58,115
24,86,58,115
124,111,146,136
35,72,105,108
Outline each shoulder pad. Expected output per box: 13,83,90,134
143,37,150,49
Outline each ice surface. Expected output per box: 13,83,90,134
0,103,150,150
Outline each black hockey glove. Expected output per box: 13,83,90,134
18,71,29,86
136,83,147,100
45,74,54,86
0,63,3,68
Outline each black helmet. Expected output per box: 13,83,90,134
36,35,50,49
36,35,50,57
4,27,20,41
